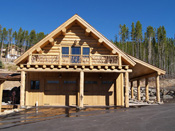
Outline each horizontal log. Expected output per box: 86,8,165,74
26,64,30,69
118,66,122,70
112,50,117,54
90,65,93,69
111,66,115,70
50,65,54,69
43,65,46,69
49,38,54,46
58,65,62,69
125,66,129,70
62,28,66,35
35,65,38,69
20,64,24,69
74,65,77,69
97,66,101,69
85,28,91,36
98,39,103,46
66,65,69,69
82,65,85,69
105,66,108,70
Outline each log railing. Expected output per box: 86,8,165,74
30,54,119,66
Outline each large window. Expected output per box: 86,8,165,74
31,80,40,89
62,47,69,55
83,47,90,55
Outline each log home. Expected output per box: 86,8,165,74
14,14,165,108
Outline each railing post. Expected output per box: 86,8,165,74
28,53,32,64
89,54,92,65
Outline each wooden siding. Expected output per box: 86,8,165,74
25,72,124,106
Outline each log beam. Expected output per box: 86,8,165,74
35,65,38,69
145,78,149,101
20,64,24,69
156,74,160,103
112,50,117,55
43,65,46,69
50,65,54,69
49,38,54,46
26,64,30,69
98,39,103,46
58,65,62,69
85,28,91,36
0,82,4,112
105,66,108,70
62,28,66,35
137,80,141,101
36,47,42,53
125,72,129,108
79,71,84,108
20,71,25,107
97,66,101,70
131,81,134,99
111,66,115,70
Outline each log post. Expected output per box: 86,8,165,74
20,71,25,107
28,53,32,64
79,71,84,109
125,72,129,108
156,74,160,103
131,81,134,99
145,78,149,101
137,80,140,101
0,81,4,112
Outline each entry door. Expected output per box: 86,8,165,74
71,47,81,63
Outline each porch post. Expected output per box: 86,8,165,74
125,72,129,108
137,80,140,101
20,71,25,107
145,78,149,101
131,81,134,99
0,81,4,112
79,71,84,108
156,74,160,103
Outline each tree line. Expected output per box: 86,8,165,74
0,25,47,54
112,21,175,78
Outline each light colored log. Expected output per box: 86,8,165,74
105,66,108,70
79,71,84,108
137,80,140,101
130,72,157,82
112,50,117,54
97,66,101,69
26,64,30,69
82,65,85,69
58,65,62,69
0,82,4,112
118,54,122,67
98,38,103,46
111,66,115,70
145,78,149,101
62,28,66,35
49,38,54,45
66,65,69,69
85,28,91,36
20,64,24,69
125,66,129,70
50,65,54,69
36,47,42,53
131,81,134,99
35,65,38,69
90,65,93,69
74,65,77,69
156,75,160,103
43,65,46,69
118,66,122,70
28,53,32,64
125,72,129,108
20,71,25,107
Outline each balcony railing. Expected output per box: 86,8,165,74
30,54,119,66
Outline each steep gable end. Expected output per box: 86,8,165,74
14,14,136,66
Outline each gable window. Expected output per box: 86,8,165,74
62,47,69,56
83,47,90,55
31,80,40,89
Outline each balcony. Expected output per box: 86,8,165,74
29,54,120,66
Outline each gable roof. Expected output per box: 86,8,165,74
14,14,136,66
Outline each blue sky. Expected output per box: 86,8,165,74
0,0,174,41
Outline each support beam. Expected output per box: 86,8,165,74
50,65,54,69
130,72,157,82
20,64,24,69
90,65,93,70
98,38,103,46
97,66,101,70
111,66,115,70
156,74,160,103
58,65,62,69
137,80,140,101
125,72,129,108
62,28,66,35
118,54,122,67
0,82,4,112
20,71,25,107
145,78,149,101
105,66,108,70
36,47,42,53
74,65,77,69
26,64,30,69
28,53,32,64
35,65,38,69
112,50,117,55
85,28,91,36
79,71,84,108
49,38,54,46
131,81,134,99
43,65,46,69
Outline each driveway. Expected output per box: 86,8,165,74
0,103,175,131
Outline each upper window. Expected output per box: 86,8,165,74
62,47,69,55
31,80,40,89
47,80,59,84
83,47,90,55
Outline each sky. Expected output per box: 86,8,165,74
0,0,175,41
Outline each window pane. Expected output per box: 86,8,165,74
102,81,113,84
47,81,59,84
64,81,76,84
62,47,69,54
31,80,40,89
83,47,90,55
85,81,97,84
72,47,81,54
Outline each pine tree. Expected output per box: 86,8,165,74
135,21,142,59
